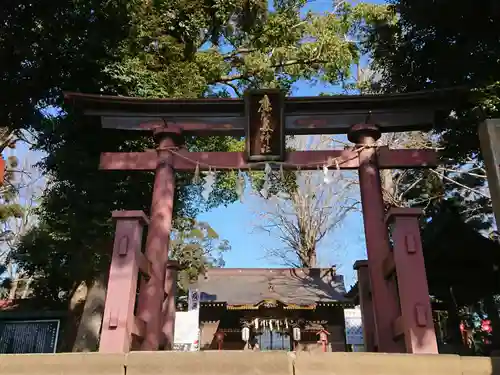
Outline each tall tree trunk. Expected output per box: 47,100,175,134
58,280,89,352
309,250,317,268
8,278,18,300
380,169,396,207
72,273,108,352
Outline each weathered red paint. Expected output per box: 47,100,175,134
99,148,437,172
99,210,149,353
136,128,179,351
348,124,405,353
63,87,455,354
386,208,438,354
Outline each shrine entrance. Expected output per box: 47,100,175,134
65,88,460,355
258,330,291,351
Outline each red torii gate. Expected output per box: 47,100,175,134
65,88,456,354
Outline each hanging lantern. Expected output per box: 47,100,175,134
242,326,250,342
293,327,301,341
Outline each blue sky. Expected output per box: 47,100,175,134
196,0,387,288
11,0,387,289
198,84,366,289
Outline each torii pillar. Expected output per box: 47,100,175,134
348,123,405,353
135,126,181,350
353,260,376,352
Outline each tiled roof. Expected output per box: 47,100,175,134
191,268,348,305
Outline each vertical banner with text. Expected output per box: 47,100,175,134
344,307,364,351
173,289,200,351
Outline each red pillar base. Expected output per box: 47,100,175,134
99,211,149,353
386,208,438,354
353,260,377,352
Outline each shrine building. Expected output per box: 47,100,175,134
191,267,354,352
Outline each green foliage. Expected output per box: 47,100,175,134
365,0,500,347
0,137,26,298
423,200,500,304
0,0,132,129
0,153,23,223
170,219,230,291
104,0,392,96
3,0,390,302
366,0,500,160
363,0,498,225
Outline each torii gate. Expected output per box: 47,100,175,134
65,88,457,354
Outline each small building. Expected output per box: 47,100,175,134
191,268,354,352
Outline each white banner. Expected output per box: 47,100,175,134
344,307,364,346
173,289,200,351
173,310,200,351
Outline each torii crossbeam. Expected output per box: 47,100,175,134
99,147,435,171
64,88,460,354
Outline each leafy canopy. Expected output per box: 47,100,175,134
4,0,391,302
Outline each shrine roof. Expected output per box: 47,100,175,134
64,88,468,136
191,268,349,305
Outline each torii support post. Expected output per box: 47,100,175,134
100,211,150,353
97,127,437,353
68,89,442,353
348,124,405,353
353,260,377,352
162,260,181,350
136,127,180,351
386,208,438,354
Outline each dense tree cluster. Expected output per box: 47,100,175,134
366,0,500,354
0,0,390,304
2,0,500,355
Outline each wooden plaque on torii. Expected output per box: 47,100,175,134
245,89,285,162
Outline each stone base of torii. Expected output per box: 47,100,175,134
96,123,438,354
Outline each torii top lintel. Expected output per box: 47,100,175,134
64,87,465,136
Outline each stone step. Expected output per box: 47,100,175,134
0,351,498,375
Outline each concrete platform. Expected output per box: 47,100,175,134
1,351,500,375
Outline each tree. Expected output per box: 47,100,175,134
0,0,132,130
104,0,394,96
365,0,500,164
363,0,498,227
362,0,500,352
255,135,359,267
7,0,392,304
0,132,43,299
170,219,230,290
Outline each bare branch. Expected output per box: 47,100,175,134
430,168,491,200
253,135,359,267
